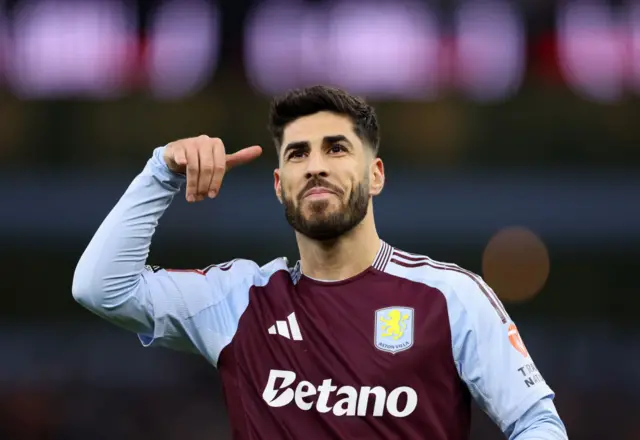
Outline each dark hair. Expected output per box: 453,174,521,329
268,85,380,156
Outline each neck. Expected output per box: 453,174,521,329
295,209,380,281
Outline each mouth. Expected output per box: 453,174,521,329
302,187,337,200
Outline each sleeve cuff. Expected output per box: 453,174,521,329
147,146,186,190
501,385,555,432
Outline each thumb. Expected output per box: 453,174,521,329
226,145,263,170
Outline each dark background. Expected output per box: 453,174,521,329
0,0,638,438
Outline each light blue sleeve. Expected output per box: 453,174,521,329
446,274,567,439
133,260,265,364
71,146,269,365
505,397,568,440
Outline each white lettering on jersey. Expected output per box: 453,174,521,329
262,369,418,417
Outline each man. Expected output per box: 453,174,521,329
73,86,568,439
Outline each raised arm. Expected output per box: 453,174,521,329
72,136,263,363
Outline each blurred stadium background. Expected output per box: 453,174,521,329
0,0,639,438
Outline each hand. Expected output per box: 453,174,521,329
163,135,262,202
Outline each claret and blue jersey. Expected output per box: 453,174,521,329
72,147,568,440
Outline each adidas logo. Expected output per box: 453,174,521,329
268,312,303,341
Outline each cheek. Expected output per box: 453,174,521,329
350,173,365,192
280,175,298,198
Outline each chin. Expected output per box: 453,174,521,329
304,203,341,217
304,196,340,207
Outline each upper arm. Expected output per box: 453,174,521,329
135,259,263,364
74,257,266,365
446,274,555,432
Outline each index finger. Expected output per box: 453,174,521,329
225,145,263,170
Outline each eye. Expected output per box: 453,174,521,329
329,143,346,154
287,149,306,160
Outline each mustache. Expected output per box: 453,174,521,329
297,177,343,200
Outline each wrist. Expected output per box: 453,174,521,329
148,146,186,188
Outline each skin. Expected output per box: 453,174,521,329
163,135,262,202
274,111,385,280
163,111,386,281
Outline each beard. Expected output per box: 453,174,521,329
282,176,370,241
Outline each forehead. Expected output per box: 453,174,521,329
281,111,360,147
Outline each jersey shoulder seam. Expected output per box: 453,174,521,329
385,248,509,324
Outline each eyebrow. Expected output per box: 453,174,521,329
323,135,351,145
282,135,352,157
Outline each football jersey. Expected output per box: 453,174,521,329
73,147,560,440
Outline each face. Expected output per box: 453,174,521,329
274,111,384,241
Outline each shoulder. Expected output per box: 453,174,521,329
203,257,291,285
147,256,291,287
383,246,508,324
202,257,287,275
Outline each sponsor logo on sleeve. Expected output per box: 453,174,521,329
517,362,545,388
508,323,528,357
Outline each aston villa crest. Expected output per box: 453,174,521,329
374,307,414,354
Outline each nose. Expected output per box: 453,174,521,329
304,149,329,179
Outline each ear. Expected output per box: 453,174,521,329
274,168,283,203
369,157,385,196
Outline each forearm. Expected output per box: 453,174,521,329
72,147,183,331
507,398,568,440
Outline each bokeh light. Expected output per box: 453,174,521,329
454,0,525,102
557,0,625,102
146,0,219,100
482,226,550,303
8,0,134,99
